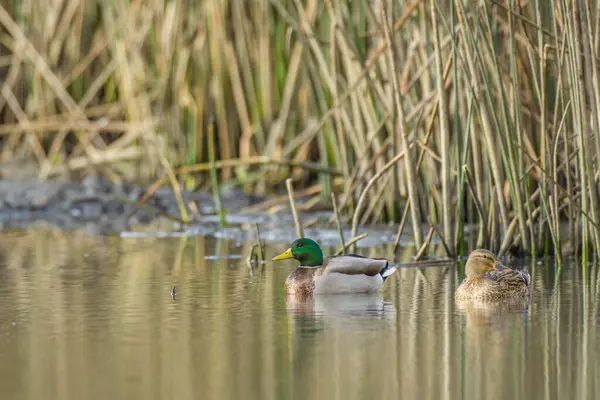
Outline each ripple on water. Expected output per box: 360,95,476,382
0,229,597,400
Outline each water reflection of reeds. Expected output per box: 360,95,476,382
0,230,598,399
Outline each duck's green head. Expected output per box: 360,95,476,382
272,238,324,267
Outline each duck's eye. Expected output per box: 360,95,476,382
297,243,303,248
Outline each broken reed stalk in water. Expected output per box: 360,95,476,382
335,233,368,256
427,218,452,258
286,178,304,239
245,244,258,274
254,223,265,262
415,227,435,261
392,201,410,254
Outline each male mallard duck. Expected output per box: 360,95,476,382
455,249,531,301
272,238,396,295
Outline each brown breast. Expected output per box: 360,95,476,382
284,267,318,296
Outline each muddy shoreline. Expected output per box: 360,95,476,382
0,178,407,248
0,178,258,234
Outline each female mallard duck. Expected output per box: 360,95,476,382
272,238,396,295
455,249,531,301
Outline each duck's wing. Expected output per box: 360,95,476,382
486,265,531,287
322,255,389,277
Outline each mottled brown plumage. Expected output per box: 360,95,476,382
455,249,531,301
284,266,318,296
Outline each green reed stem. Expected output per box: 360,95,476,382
208,122,227,228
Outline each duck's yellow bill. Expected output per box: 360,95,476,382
273,248,294,261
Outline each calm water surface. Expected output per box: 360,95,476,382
0,228,598,400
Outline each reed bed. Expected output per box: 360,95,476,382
0,1,599,259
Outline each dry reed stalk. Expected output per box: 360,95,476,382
0,6,87,118
430,0,453,255
337,127,392,212
506,0,532,254
173,157,343,176
456,1,510,234
463,165,490,247
381,4,423,249
47,147,143,175
415,227,435,261
285,178,304,239
390,52,453,252
393,201,411,253
139,158,343,207
351,149,406,243
427,217,452,258
331,193,346,254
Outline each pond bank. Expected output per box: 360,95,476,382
0,178,258,234
0,178,413,250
